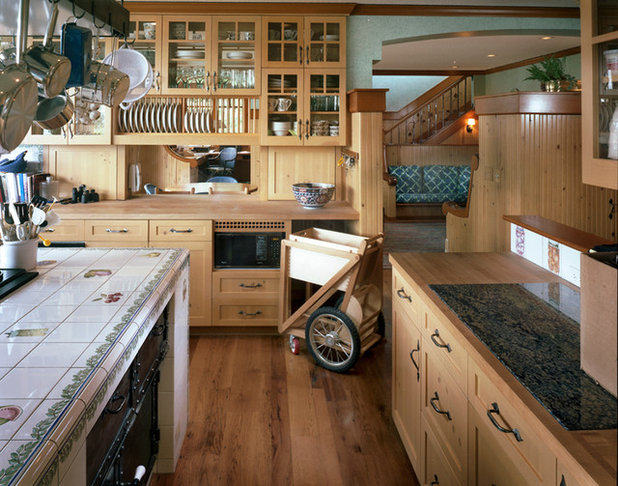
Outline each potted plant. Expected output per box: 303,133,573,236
525,55,577,92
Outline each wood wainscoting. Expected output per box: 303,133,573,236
446,107,618,252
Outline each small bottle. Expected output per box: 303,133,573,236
39,176,59,201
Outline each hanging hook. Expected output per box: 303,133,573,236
72,0,85,19
92,0,106,29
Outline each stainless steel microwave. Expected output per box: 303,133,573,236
214,232,285,268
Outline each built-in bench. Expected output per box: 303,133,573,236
383,163,472,220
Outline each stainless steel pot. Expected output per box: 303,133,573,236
81,61,130,108
24,4,71,99
0,0,38,152
34,92,74,130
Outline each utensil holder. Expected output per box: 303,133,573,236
0,239,38,270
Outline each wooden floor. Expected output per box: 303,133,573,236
150,268,419,486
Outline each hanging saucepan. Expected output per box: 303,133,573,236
24,3,71,99
81,61,130,108
34,91,74,130
0,0,38,153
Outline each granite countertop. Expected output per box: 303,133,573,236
430,282,617,431
0,247,188,486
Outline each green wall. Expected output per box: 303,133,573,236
347,15,581,89
372,75,447,112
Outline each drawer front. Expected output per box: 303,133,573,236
149,220,212,242
85,220,149,243
468,359,556,486
423,419,461,486
423,309,467,387
213,302,278,326
424,344,467,483
392,268,420,327
213,270,280,299
41,219,85,241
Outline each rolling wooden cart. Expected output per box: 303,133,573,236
278,228,384,372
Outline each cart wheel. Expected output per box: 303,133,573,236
376,311,386,337
305,306,360,373
289,335,300,355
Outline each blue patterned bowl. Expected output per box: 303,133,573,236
292,183,335,209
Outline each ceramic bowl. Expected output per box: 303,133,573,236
292,182,335,209
273,129,289,136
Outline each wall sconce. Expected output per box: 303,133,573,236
466,118,476,133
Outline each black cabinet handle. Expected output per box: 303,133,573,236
305,119,309,139
560,475,566,486
238,310,262,317
430,329,451,352
429,392,451,420
106,393,126,415
487,402,523,442
306,45,309,64
430,474,439,485
239,282,262,288
213,71,217,92
396,288,412,302
409,339,420,382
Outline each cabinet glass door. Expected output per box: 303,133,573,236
598,39,618,159
128,15,162,93
163,17,212,93
262,69,302,145
263,17,303,66
305,70,345,145
214,17,260,94
305,18,345,68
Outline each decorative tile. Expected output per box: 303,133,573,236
47,368,91,401
43,322,107,344
0,305,37,323
82,290,132,307
0,343,37,367
17,343,88,368
11,399,65,441
0,438,57,486
17,306,75,324
1,291,53,305
59,278,105,291
0,323,57,343
63,306,118,324
42,291,94,307
0,367,66,399
0,399,40,441
97,276,146,292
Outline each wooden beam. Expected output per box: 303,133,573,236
373,69,482,76
474,91,581,115
124,2,355,15
350,5,579,18
483,46,581,74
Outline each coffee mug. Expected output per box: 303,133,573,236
277,98,292,111
268,98,278,111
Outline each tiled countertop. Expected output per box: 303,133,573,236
0,247,189,486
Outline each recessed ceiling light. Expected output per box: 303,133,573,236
542,36,553,40
452,65,459,69
487,54,496,57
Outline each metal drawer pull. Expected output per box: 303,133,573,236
487,402,523,442
170,228,193,233
409,339,420,382
429,392,451,420
105,393,126,414
239,283,262,289
106,228,128,233
396,288,412,302
430,474,439,485
43,228,55,233
430,329,451,352
238,310,262,317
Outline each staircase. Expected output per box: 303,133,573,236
383,75,474,145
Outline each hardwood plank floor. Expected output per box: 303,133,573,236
150,268,418,486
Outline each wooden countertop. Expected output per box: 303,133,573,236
504,214,615,252
53,197,359,220
389,252,617,486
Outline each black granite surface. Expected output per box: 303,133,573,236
429,282,617,431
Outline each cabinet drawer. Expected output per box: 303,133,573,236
41,219,85,241
423,309,467,388
422,419,461,486
213,270,280,299
149,220,212,242
423,344,467,484
468,359,556,486
392,268,420,327
212,302,278,326
85,220,149,242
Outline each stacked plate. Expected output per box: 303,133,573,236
268,77,293,90
311,120,329,136
176,49,204,59
271,120,291,136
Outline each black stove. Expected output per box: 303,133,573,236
0,268,38,300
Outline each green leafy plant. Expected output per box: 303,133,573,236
525,55,576,88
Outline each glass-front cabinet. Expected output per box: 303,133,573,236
162,16,260,95
261,68,345,146
262,16,345,68
127,15,162,94
581,0,618,189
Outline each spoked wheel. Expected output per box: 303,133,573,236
305,306,360,373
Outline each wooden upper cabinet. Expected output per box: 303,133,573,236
127,15,163,95
580,0,618,189
262,16,346,68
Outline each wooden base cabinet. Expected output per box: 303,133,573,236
422,419,461,486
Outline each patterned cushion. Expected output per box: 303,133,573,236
397,192,460,203
458,165,471,198
389,165,422,194
422,165,460,194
